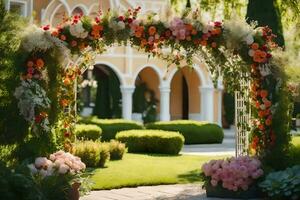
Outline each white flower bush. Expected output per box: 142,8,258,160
28,150,86,178
22,25,54,52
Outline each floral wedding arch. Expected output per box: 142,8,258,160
14,7,290,167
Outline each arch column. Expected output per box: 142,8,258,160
159,82,170,121
200,85,215,122
217,79,224,126
121,85,135,120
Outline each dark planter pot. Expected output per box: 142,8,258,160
205,183,262,199
69,182,81,200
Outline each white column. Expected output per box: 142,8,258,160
120,85,135,120
200,85,215,123
159,84,171,121
217,79,224,126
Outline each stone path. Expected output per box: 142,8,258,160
81,184,219,200
81,184,259,200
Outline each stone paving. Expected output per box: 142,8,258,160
81,184,218,200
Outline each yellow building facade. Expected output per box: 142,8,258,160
4,0,223,124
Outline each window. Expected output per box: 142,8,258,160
8,0,27,17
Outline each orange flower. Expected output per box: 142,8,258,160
260,90,268,98
60,99,69,107
186,36,191,41
63,78,71,85
251,43,259,50
211,42,217,48
258,124,265,131
27,61,34,68
264,100,272,108
253,50,267,63
140,39,147,47
92,24,103,32
51,31,59,37
191,29,197,35
211,28,221,35
148,26,156,36
36,59,44,69
185,24,193,31
258,111,265,118
265,118,272,126
200,40,207,46
60,35,66,41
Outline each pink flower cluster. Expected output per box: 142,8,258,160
28,150,86,178
201,156,263,191
169,18,191,40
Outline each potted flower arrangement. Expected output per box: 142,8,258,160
200,156,264,199
27,150,87,200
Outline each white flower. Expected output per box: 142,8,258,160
69,21,88,39
27,164,38,174
244,34,254,45
22,25,54,52
58,164,69,174
248,49,254,57
259,64,271,77
117,21,125,30
35,157,48,168
39,169,48,177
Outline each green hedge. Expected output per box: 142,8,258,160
116,130,184,155
79,117,144,141
146,120,224,144
75,124,102,141
74,141,110,168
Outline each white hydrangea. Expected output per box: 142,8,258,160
22,25,54,52
108,18,126,31
223,15,255,49
69,21,88,39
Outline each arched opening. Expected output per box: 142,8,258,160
79,64,122,119
132,67,160,123
50,4,68,27
72,7,84,16
170,67,201,120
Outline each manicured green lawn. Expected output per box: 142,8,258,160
89,153,228,190
292,136,300,146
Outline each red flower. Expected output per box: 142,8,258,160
260,90,268,98
127,18,133,23
64,132,71,137
214,21,222,27
118,16,125,21
42,25,50,31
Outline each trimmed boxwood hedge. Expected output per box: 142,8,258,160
146,120,224,144
79,117,144,141
116,130,184,155
75,124,102,141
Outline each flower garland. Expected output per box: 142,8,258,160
14,7,290,164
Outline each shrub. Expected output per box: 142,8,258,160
74,141,109,168
75,124,102,141
99,144,110,167
79,117,144,141
259,165,300,200
106,140,126,160
146,120,224,144
287,145,300,166
116,130,184,155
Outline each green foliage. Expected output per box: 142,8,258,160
0,0,29,144
75,124,102,141
223,93,235,126
146,120,224,144
105,140,126,160
287,145,300,166
74,141,110,168
79,117,144,141
259,165,300,199
116,130,184,155
99,144,110,168
0,162,44,200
